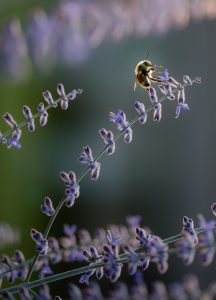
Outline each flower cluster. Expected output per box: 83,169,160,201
0,84,82,149
0,1,215,80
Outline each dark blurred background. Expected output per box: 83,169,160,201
0,0,216,296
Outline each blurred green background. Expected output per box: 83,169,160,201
0,0,216,295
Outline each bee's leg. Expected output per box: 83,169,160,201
134,81,137,91
149,76,167,83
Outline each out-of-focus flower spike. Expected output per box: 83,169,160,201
37,103,48,126
211,203,216,217
42,90,57,107
22,105,35,132
41,196,55,216
134,101,147,124
2,113,17,129
7,129,22,149
99,128,115,155
153,103,162,122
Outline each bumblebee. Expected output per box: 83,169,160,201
134,60,164,91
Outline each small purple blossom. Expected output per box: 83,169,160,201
63,224,77,237
22,105,35,132
134,101,147,124
182,216,198,245
176,232,196,265
82,246,103,279
109,110,133,143
103,244,122,282
153,102,162,122
31,228,48,256
7,129,22,149
99,128,115,155
136,227,148,246
60,171,80,207
107,230,121,247
175,88,189,118
197,214,216,266
124,244,139,275
57,83,69,110
79,270,95,285
211,203,216,217
42,90,57,107
79,146,101,180
40,197,55,217
148,87,158,104
3,113,17,129
48,237,62,264
37,103,48,126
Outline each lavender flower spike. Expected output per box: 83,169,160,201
40,196,55,216
60,171,80,207
109,110,133,143
99,128,115,155
79,146,101,180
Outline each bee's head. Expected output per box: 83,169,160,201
142,60,153,70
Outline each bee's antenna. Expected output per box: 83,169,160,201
146,51,150,60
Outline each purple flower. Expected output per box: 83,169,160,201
37,103,48,126
175,88,189,118
82,246,103,279
197,214,216,266
99,128,115,155
103,244,122,282
211,203,216,217
153,103,162,122
134,101,147,124
79,146,101,180
60,171,80,207
175,232,196,265
63,224,77,237
57,83,69,110
41,197,55,217
147,235,169,274
182,216,198,245
109,110,133,143
126,215,142,228
124,244,139,275
107,230,121,247
37,284,52,299
31,228,48,256
3,113,17,129
79,270,95,285
136,227,148,246
22,105,35,132
148,87,158,103
42,90,57,107
37,258,53,278
7,129,22,149
48,237,62,264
